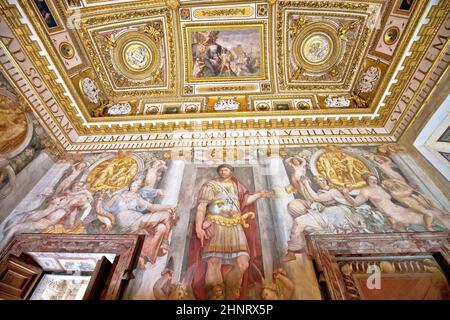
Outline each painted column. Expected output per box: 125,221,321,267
257,153,322,300
158,158,188,282
252,163,277,281
168,163,197,282
258,154,294,257
0,151,55,223
158,158,186,206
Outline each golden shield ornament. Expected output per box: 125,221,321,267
315,150,374,189
87,156,139,192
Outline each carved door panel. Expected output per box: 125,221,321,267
0,254,43,300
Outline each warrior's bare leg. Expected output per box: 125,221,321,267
224,255,249,300
420,213,434,230
205,257,223,294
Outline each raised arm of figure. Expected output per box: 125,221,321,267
246,190,273,205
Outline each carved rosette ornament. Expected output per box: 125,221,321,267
166,0,179,10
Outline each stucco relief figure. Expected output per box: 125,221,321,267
80,77,100,104
365,153,406,182
97,180,176,265
358,66,380,93
283,173,369,262
54,162,88,195
317,151,370,188
381,178,450,229
0,182,93,246
188,164,272,300
349,91,369,108
341,173,436,231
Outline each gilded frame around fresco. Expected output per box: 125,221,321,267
183,22,268,83
29,0,64,33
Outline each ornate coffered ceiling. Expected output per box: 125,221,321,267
0,0,449,152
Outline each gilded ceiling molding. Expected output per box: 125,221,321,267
0,36,72,150
0,0,448,152
166,0,180,11
78,7,177,98
277,3,374,92
381,2,450,137
9,0,90,126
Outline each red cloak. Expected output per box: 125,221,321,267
188,177,263,300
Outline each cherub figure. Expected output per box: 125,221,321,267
153,259,195,300
145,159,168,189
261,268,295,300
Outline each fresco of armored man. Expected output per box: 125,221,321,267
188,164,273,300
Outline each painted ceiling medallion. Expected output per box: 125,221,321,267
384,26,400,45
292,23,341,74
112,31,160,81
124,42,152,71
59,42,74,60
302,34,332,64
